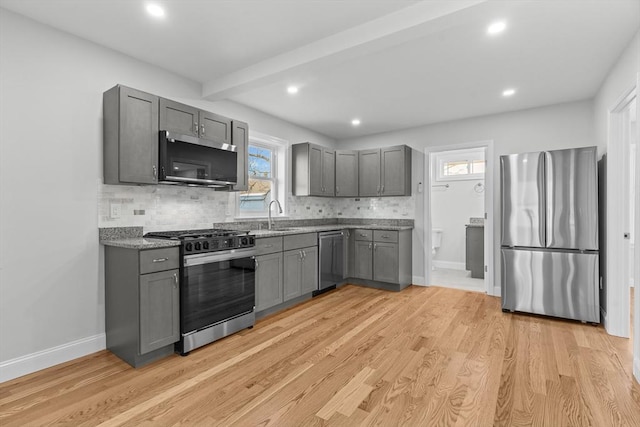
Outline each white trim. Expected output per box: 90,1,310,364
605,86,636,338
493,285,501,297
633,72,640,385
412,276,426,286
0,334,106,383
432,260,466,270
424,140,495,296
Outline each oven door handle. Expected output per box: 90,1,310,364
184,248,257,266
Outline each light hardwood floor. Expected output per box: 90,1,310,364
1,285,639,426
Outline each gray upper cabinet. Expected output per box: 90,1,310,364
292,142,335,196
159,98,232,145
358,149,381,197
232,120,249,191
359,146,411,197
159,98,199,136
381,146,411,196
103,85,159,185
255,252,283,312
335,150,358,197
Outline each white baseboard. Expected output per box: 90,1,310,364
634,358,640,384
412,276,426,286
433,260,466,270
0,333,106,383
492,285,501,297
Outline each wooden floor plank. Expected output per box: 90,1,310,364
1,284,638,426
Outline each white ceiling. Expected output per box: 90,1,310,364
1,0,638,139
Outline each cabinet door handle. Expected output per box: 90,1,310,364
173,273,178,287
381,235,390,239
152,257,168,263
201,124,205,136
381,185,385,194
152,165,157,179
255,259,259,269
302,250,306,259
359,233,368,238
368,243,372,250
299,250,303,261
374,243,377,251
193,122,198,135
263,244,273,248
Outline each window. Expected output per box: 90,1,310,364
435,148,486,181
239,144,276,215
237,132,287,217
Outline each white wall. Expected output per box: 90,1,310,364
338,100,596,289
0,9,336,378
431,179,485,268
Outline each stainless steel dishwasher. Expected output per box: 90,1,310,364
316,230,345,295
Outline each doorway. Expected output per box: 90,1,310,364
424,141,495,295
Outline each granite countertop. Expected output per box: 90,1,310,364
101,237,181,250
251,223,412,238
99,221,413,248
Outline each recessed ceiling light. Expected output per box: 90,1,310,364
287,86,299,95
502,88,516,97
146,3,165,18
487,21,506,35
351,119,361,126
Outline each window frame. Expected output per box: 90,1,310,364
434,148,486,182
236,132,288,218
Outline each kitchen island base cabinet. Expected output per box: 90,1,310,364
105,246,179,368
350,229,411,291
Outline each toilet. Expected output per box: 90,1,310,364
432,228,442,256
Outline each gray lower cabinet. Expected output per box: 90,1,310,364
255,252,283,311
105,246,180,367
350,229,411,287
159,97,231,144
335,150,359,197
103,85,159,185
283,246,318,300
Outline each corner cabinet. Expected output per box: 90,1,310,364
105,246,180,367
159,98,231,145
359,146,411,197
103,85,159,185
292,143,335,196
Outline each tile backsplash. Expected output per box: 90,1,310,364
98,184,416,230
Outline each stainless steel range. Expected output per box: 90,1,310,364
144,229,256,355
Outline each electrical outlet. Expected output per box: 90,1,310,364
110,203,121,219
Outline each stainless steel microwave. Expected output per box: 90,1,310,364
159,131,238,187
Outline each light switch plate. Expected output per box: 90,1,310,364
110,203,121,218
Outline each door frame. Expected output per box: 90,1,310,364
606,85,637,339
423,140,495,295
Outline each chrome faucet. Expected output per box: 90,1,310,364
268,199,283,230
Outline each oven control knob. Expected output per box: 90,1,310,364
203,241,209,250
194,242,202,251
239,237,248,246
185,243,193,252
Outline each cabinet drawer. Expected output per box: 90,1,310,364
354,229,373,241
255,237,283,255
139,248,179,274
284,233,317,251
374,230,398,243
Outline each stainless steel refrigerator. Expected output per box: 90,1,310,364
501,146,600,323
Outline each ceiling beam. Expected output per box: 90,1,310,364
202,0,488,101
